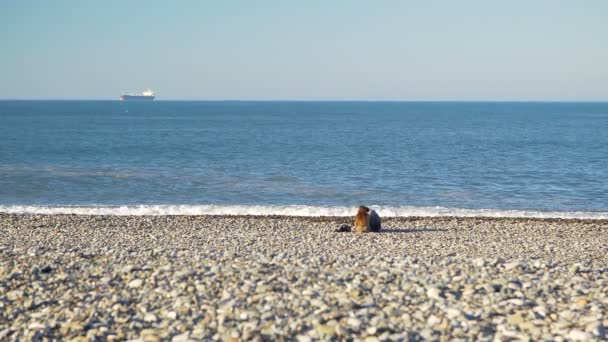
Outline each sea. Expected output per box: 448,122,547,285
1,101,607,218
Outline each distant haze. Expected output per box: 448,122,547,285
1,0,607,101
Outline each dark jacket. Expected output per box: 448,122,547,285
367,210,381,232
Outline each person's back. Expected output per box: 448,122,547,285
367,209,381,232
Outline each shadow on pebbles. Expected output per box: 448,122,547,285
1,214,607,340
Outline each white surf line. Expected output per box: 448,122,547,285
1,205,607,220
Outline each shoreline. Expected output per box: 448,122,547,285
2,214,607,340
3,212,608,224
2,204,607,220
0,211,608,223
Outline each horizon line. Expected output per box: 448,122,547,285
1,98,608,103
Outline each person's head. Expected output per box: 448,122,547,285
356,206,368,216
355,206,369,227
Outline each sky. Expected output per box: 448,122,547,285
1,0,607,100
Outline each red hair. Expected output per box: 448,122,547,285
354,206,369,230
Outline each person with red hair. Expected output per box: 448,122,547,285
353,206,370,233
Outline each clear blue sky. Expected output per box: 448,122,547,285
1,0,607,100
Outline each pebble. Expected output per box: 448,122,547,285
427,287,442,300
568,330,591,340
347,317,362,329
144,313,157,322
427,315,441,327
166,311,177,320
128,279,144,288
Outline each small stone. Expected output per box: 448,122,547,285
427,287,442,300
419,328,434,340
296,335,312,342
472,258,486,267
191,329,205,339
128,279,144,288
504,262,520,270
575,298,588,308
507,313,525,325
144,313,157,322
171,333,190,342
507,298,525,306
568,330,591,341
315,323,336,336
445,308,461,319
347,317,362,329
28,322,46,330
427,315,441,326
141,329,160,342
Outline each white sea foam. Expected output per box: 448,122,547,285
1,205,607,219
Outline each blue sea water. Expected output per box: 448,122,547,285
1,101,607,217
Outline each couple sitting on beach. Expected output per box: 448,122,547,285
337,206,381,233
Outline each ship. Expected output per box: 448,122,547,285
120,89,155,101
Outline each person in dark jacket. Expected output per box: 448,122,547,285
364,206,382,232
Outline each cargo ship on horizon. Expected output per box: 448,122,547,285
120,89,155,101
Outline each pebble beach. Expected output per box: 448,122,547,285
1,214,607,341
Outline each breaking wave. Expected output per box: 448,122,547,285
1,205,607,219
